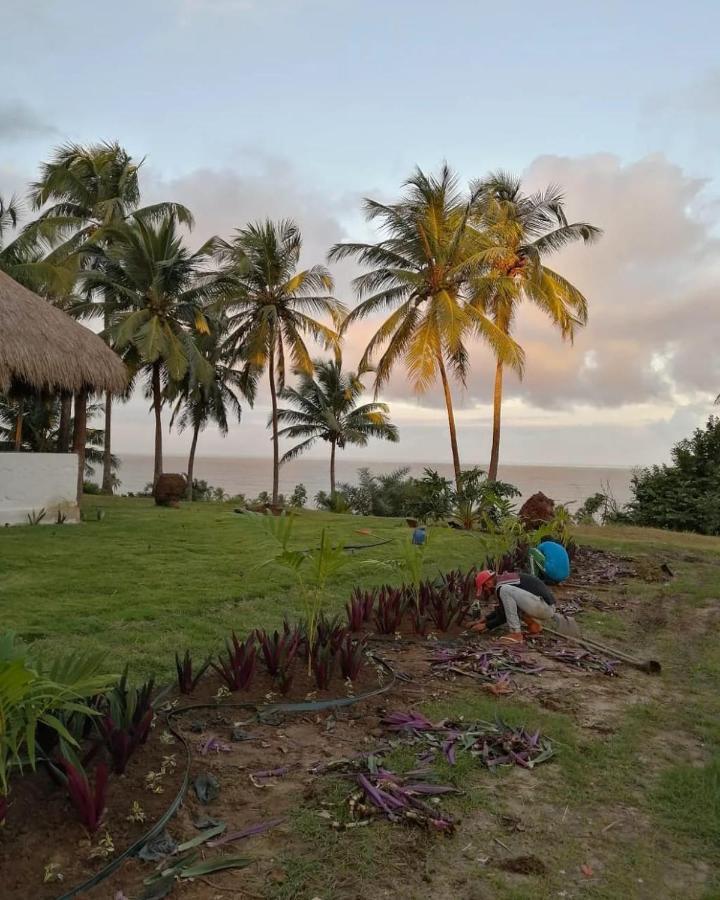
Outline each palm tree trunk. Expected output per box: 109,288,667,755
268,341,280,506
101,392,114,494
436,353,462,491
152,361,163,487
57,392,72,452
101,307,114,492
72,389,88,506
13,403,23,451
186,421,200,501
330,438,337,498
488,360,504,482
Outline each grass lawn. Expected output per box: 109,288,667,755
2,497,720,898
0,496,487,677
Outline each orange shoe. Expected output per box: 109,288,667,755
522,615,543,636
498,632,524,645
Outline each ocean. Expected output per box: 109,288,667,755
114,454,636,509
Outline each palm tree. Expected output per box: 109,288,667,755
168,326,256,500
29,142,193,493
329,165,523,490
82,212,227,485
470,172,601,480
220,220,343,505
277,357,399,496
0,195,75,294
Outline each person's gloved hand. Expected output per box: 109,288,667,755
470,619,488,633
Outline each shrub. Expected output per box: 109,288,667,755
624,416,720,535
83,481,101,495
0,633,113,822
289,484,308,508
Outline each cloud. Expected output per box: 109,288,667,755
0,101,56,142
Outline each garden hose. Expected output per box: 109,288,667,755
56,654,397,898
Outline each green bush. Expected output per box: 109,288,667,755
289,484,308,508
625,415,720,535
82,480,101,495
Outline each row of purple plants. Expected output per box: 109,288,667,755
33,567,478,838
346,567,477,635
176,616,368,697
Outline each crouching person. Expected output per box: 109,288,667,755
471,570,577,644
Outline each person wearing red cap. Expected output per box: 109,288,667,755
471,569,565,643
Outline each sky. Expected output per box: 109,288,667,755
1,0,719,469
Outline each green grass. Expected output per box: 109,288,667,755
0,496,486,676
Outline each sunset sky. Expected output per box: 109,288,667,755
2,0,718,466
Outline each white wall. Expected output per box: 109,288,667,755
0,453,80,525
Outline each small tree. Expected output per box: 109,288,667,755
626,416,720,535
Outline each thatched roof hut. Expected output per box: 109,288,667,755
0,269,127,396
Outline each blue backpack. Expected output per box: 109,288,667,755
536,540,570,583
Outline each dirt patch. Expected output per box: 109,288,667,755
495,854,547,875
0,730,185,900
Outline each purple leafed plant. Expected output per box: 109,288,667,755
212,632,257,691
346,587,376,631
311,638,336,690
424,585,464,632
315,614,348,653
62,760,108,834
255,628,299,676
201,736,232,754
355,770,455,832
373,586,406,634
381,710,436,732
207,816,286,847
339,635,366,681
98,706,154,774
175,649,211,694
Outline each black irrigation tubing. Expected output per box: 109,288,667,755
56,655,397,898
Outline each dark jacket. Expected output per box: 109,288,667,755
484,573,556,630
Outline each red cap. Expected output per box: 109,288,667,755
475,570,494,596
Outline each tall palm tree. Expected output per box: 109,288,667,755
470,172,601,480
168,325,256,499
329,166,523,490
277,356,399,496
82,212,227,485
29,142,193,493
220,220,343,505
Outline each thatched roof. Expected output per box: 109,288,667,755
0,269,127,395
